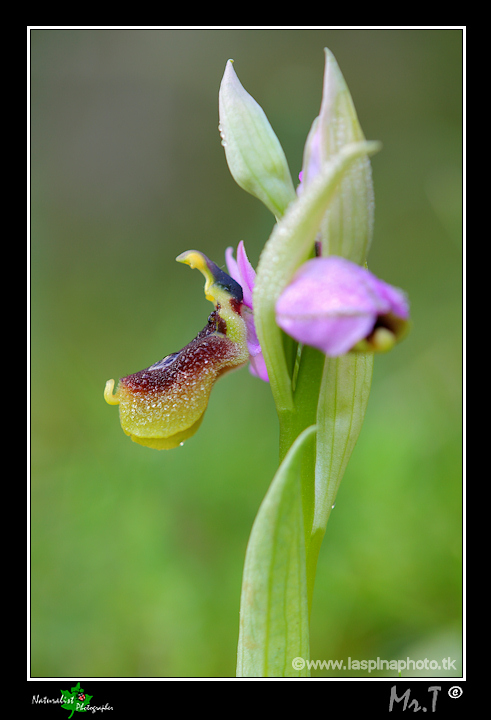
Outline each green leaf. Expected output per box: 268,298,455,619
237,425,316,677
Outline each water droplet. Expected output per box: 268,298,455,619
179,441,185,447
331,502,336,510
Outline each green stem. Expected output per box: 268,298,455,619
278,344,326,613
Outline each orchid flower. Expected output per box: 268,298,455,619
104,251,248,449
104,48,411,678
276,255,410,356
224,244,409,362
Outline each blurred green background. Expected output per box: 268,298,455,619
31,28,462,678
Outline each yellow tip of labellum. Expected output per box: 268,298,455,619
104,378,120,405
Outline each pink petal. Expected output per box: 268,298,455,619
236,241,256,309
276,256,409,357
225,245,240,286
226,242,254,308
278,313,375,356
225,243,269,381
249,351,269,381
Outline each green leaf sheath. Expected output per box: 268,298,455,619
306,352,374,604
